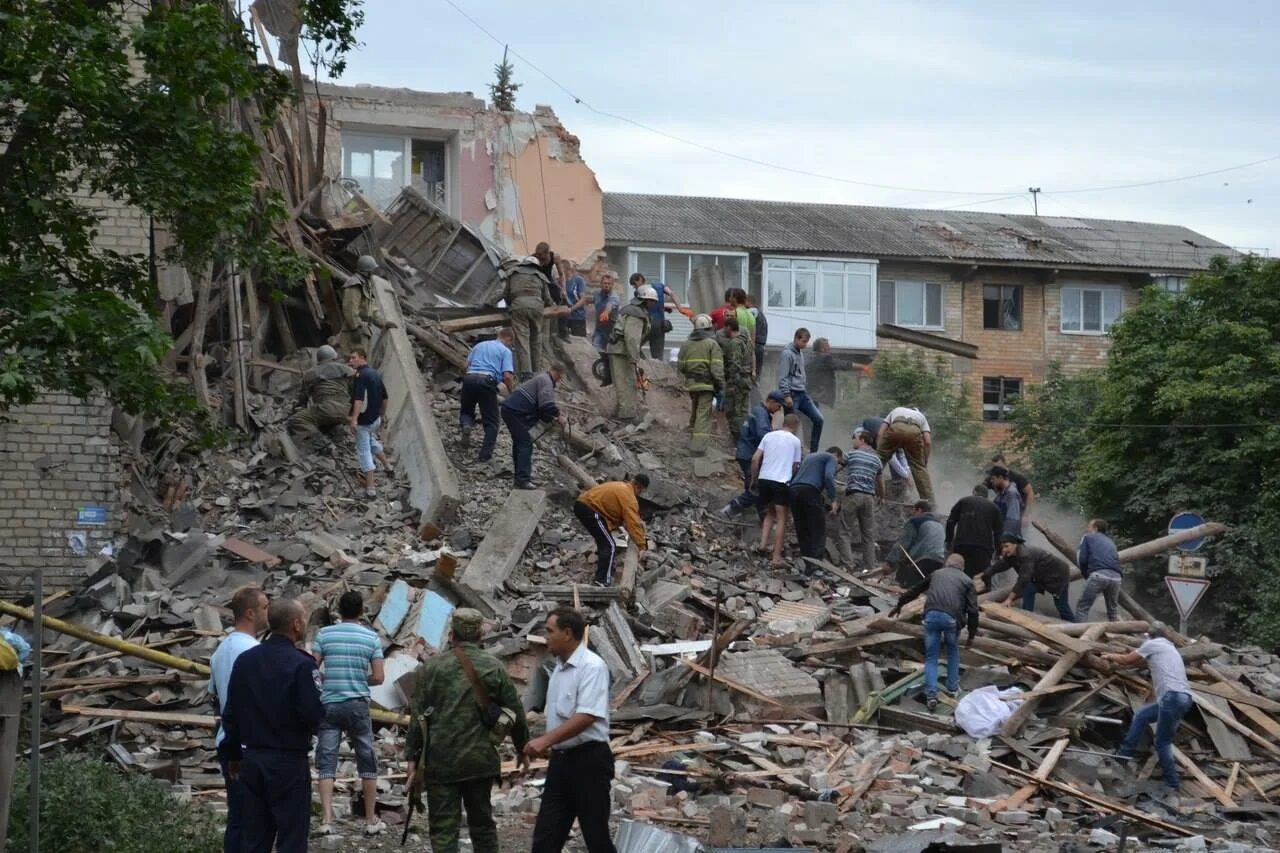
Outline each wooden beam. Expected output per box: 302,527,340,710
61,704,217,728
1117,523,1228,563
875,323,978,359
1172,746,1237,807
1001,624,1107,737
993,737,1069,812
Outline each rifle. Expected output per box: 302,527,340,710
401,709,432,846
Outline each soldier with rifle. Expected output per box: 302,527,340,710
403,609,529,852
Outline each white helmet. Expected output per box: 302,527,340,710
637,285,659,302
693,313,713,330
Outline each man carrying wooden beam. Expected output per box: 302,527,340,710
983,533,1075,622
1103,622,1195,792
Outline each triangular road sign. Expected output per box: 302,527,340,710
1165,576,1210,619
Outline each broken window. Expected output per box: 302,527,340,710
880,280,943,328
411,139,447,207
629,249,745,307
983,376,1022,421
983,285,1023,330
342,132,449,211
1061,286,1123,334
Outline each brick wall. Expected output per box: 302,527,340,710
0,395,121,587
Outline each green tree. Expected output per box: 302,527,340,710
0,1,361,428
1073,256,1280,646
489,45,521,112
1006,362,1103,508
861,349,982,461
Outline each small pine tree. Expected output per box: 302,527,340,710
489,46,521,112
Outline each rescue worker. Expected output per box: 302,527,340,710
573,474,650,586
983,533,1075,622
888,553,979,711
221,598,324,853
500,365,565,490
721,391,784,517
876,405,935,504
404,609,530,853
502,255,556,380
606,285,656,422
892,500,946,584
716,315,753,443
677,314,725,452
287,345,355,436
946,484,1003,577
339,255,396,353
460,329,516,463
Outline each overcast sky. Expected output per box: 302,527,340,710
324,1,1279,252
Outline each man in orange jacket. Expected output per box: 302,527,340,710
573,475,650,586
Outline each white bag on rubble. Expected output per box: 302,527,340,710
954,685,1025,738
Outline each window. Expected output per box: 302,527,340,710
766,258,875,310
983,285,1023,330
983,377,1022,421
1061,286,1123,333
1153,275,1188,294
342,132,449,210
879,280,943,328
630,250,745,302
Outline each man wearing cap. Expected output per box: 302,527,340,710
406,609,529,853
677,314,724,452
721,391,784,517
606,286,656,421
984,533,1075,621
461,329,516,463
1102,622,1193,791
877,406,935,504
834,428,884,572
790,447,846,563
339,255,396,354
888,553,978,711
288,345,355,436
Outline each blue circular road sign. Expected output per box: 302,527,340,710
1169,511,1205,552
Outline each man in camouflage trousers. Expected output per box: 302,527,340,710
287,345,354,435
339,255,396,354
716,314,753,443
677,313,724,452
405,609,529,853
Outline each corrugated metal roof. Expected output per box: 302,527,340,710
603,192,1234,272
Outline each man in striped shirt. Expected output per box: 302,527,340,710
314,591,386,836
834,428,884,572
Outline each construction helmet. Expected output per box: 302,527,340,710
316,345,338,362
637,285,659,302
693,313,713,330
355,255,379,274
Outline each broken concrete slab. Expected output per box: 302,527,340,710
458,487,546,596
714,648,823,707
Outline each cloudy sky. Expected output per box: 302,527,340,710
324,1,1279,252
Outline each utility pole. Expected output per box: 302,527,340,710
1028,187,1041,216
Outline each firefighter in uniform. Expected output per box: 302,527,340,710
677,313,725,452
222,598,325,853
502,257,556,380
287,345,355,435
606,285,656,422
339,255,396,354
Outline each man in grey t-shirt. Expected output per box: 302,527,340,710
1102,622,1192,790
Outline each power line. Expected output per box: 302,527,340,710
439,0,1280,204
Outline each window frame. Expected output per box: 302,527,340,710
1060,284,1125,335
341,129,451,212
1152,275,1188,294
628,248,749,300
763,256,877,313
982,284,1024,331
982,376,1023,422
880,279,945,330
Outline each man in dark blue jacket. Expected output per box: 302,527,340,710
721,391,784,517
223,598,325,853
501,365,565,490
1074,518,1124,621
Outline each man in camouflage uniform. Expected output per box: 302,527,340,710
677,314,724,452
716,314,752,443
606,286,656,422
502,257,556,381
287,345,354,435
339,255,396,353
405,609,529,853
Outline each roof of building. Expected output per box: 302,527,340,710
603,192,1234,272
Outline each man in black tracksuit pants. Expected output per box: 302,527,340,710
945,484,1004,577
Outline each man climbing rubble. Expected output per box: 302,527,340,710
988,465,1024,536
339,255,396,354
1103,622,1194,791
502,254,558,381
753,413,803,568
716,315,753,443
500,364,565,490
347,348,391,498
987,452,1036,517
573,474,650,586
790,447,845,564
1073,518,1124,622
721,390,784,518
404,608,529,853
676,313,724,452
983,533,1075,622
606,285,657,422
287,345,354,436
890,553,978,711
946,484,1003,577
833,427,883,573
876,405,934,504
891,500,946,582
460,329,516,463
777,328,824,453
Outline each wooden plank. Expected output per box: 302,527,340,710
61,704,217,728
1225,762,1241,800
618,546,640,598
745,753,806,789
1194,693,1276,760
1193,680,1280,713
458,488,546,595
220,537,282,568
1001,624,1107,737
682,659,783,707
980,601,1094,655
1172,746,1237,807
837,751,892,812
994,737,1069,813
605,603,646,676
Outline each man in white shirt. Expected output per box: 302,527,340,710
209,586,268,853
525,607,615,853
876,406,935,504
752,414,803,567
1102,622,1194,791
